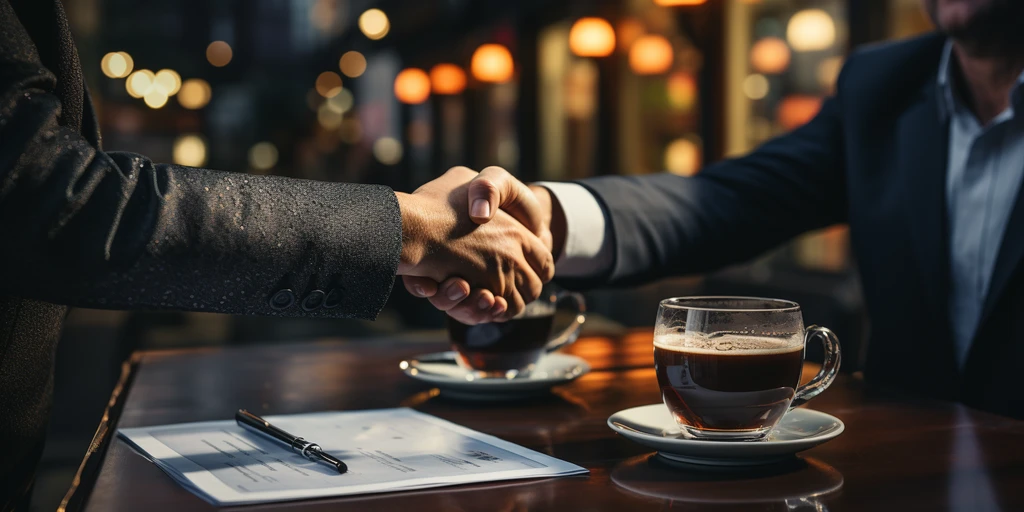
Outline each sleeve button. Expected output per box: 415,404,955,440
323,288,342,309
302,290,326,311
270,289,295,310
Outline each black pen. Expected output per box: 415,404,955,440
235,409,348,474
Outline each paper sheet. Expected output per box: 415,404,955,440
118,408,588,505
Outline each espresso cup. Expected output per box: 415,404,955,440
447,286,586,378
653,297,840,441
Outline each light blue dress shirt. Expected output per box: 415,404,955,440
940,42,1024,367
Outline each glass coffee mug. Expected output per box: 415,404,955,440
447,286,586,378
653,297,840,441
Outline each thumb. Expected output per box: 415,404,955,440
402,276,439,298
468,167,551,245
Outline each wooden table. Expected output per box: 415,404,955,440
62,329,1024,511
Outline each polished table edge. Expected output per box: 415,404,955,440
59,353,142,512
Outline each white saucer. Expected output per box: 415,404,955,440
400,352,590,401
608,404,844,466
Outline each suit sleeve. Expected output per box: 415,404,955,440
0,2,402,319
569,85,849,289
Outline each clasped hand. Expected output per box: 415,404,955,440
395,166,555,325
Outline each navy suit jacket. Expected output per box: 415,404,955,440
574,33,1024,419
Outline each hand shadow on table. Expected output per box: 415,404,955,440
610,453,844,508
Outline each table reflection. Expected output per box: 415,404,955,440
611,454,843,511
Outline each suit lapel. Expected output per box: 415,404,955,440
978,178,1024,326
899,83,952,334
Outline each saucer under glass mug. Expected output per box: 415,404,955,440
654,297,840,441
447,285,586,379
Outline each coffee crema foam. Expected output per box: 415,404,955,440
654,333,802,355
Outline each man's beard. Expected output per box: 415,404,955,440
930,0,1024,54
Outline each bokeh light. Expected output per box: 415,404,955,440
394,68,431,104
248,142,279,171
666,71,698,110
817,56,844,91
787,9,835,52
743,73,770,100
629,35,673,75
339,51,367,78
664,136,702,176
325,88,353,114
125,69,155,98
616,18,645,52
317,103,343,129
178,79,212,109
429,64,467,95
471,44,514,83
777,95,823,130
206,41,233,67
315,71,343,98
101,51,133,78
655,0,707,5
172,134,207,167
143,88,169,109
569,18,616,57
750,37,790,74
359,9,390,40
154,69,181,96
373,137,403,165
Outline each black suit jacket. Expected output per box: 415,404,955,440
574,33,1024,419
0,1,402,506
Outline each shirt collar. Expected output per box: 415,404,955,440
937,39,1024,121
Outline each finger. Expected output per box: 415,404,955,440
514,260,544,306
446,289,497,325
402,276,439,298
501,266,526,320
489,296,508,320
426,278,471,312
468,167,548,237
521,229,556,284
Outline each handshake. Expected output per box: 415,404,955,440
394,166,563,325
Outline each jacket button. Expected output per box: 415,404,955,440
270,289,295,310
302,290,326,311
323,288,342,309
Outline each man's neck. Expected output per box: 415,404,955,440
951,41,1024,125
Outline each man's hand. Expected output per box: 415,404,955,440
395,167,555,321
404,166,567,324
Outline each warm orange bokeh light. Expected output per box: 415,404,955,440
569,17,616,57
750,37,791,74
629,35,673,75
654,0,707,5
394,68,431,104
429,64,467,95
315,71,343,98
471,44,514,83
666,71,698,110
777,95,823,130
616,18,645,53
206,41,233,67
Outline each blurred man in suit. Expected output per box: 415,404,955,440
0,1,554,508
417,0,1024,418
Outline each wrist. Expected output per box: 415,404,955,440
395,192,426,275
529,184,567,261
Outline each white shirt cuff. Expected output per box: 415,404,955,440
535,182,614,279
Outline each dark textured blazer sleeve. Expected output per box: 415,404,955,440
568,75,851,289
0,2,402,320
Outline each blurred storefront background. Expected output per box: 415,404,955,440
36,0,934,507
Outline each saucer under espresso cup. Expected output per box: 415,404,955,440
400,351,590,401
607,404,845,466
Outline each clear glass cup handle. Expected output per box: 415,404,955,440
544,292,587,353
791,325,841,408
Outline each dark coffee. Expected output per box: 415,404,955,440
448,315,554,374
654,335,803,433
